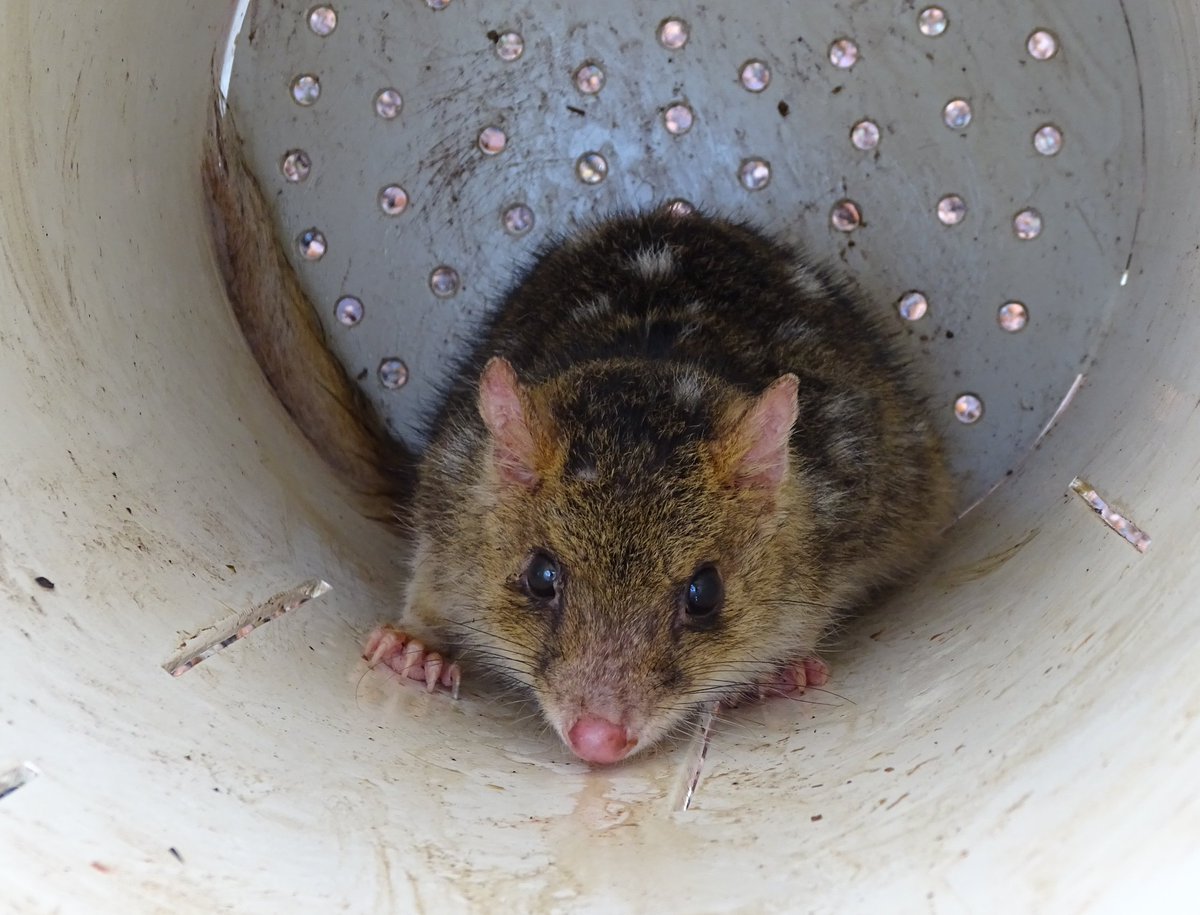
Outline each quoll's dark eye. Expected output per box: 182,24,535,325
685,566,724,618
524,552,560,600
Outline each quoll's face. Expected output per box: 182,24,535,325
474,453,795,763
458,357,811,763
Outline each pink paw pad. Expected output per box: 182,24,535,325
362,625,461,698
759,656,831,698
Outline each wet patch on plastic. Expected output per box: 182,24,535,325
1070,477,1151,553
165,578,332,676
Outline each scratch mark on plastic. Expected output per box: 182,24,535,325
1070,478,1151,553
0,762,40,800
958,374,1085,521
216,0,254,113
164,578,332,676
679,705,716,812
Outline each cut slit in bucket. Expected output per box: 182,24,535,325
164,579,332,676
1070,477,1153,553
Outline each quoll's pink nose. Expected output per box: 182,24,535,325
567,715,638,764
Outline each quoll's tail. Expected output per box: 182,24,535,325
201,92,412,518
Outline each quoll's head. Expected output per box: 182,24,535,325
461,356,821,764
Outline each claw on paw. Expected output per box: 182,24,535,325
362,624,462,698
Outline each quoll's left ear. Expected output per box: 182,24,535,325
478,356,543,488
717,374,800,489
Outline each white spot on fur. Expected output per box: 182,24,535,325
673,372,703,405
822,393,862,422
779,316,819,342
570,295,612,324
630,245,675,280
827,432,863,467
573,464,599,482
810,483,846,516
791,264,827,299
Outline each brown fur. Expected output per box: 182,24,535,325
201,100,953,755
401,212,956,755
201,96,410,517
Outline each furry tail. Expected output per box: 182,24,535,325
201,92,412,516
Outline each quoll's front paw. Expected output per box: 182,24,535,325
722,656,831,709
758,655,830,698
362,624,461,698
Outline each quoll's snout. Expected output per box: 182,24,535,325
547,661,652,764
566,715,639,764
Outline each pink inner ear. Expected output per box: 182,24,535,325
478,357,540,487
736,374,800,488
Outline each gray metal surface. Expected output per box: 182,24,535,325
228,0,1142,509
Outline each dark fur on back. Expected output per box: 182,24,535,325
399,210,954,755
421,210,950,597
202,98,410,515
204,131,954,755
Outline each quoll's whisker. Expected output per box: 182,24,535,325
801,686,855,703
763,598,853,613
450,619,541,654
455,643,535,663
453,638,526,657
453,646,537,667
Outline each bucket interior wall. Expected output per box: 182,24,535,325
1,1,1197,911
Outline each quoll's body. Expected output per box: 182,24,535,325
370,211,955,763
203,117,951,765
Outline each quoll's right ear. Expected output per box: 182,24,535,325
478,357,542,488
712,374,800,490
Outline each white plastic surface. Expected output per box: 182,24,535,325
1,1,1198,913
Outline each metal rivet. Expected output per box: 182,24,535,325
307,6,337,36
998,302,1029,332
829,38,859,69
290,74,320,106
335,296,363,326
495,31,524,61
576,152,609,185
851,119,880,151
379,359,409,389
297,228,326,260
374,88,403,119
830,199,862,232
1027,29,1059,60
943,98,972,129
898,291,929,321
658,18,690,50
954,394,984,424
281,150,311,183
502,204,535,235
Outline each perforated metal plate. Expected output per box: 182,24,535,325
226,0,1143,510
